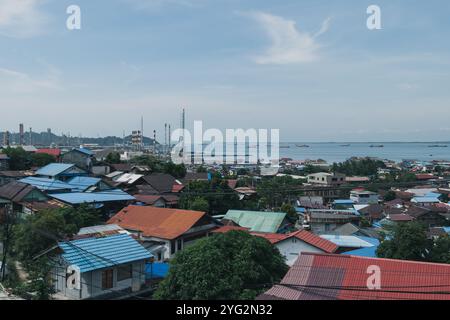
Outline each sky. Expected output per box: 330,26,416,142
0,0,450,142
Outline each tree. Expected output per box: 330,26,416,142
188,197,210,213
105,152,121,164
154,231,288,300
30,153,56,168
3,147,32,170
280,203,298,223
384,190,397,202
429,235,450,264
376,222,432,262
179,177,240,215
13,205,101,265
332,158,386,176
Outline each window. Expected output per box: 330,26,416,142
177,239,183,251
102,269,113,290
171,241,176,255
117,264,132,282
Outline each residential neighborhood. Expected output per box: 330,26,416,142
1,139,450,301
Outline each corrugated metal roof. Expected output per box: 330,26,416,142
108,205,213,240
50,190,135,204
67,176,102,192
320,235,374,248
223,210,286,233
259,253,450,300
19,177,73,191
59,234,152,273
35,163,75,177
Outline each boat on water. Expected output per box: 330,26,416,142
370,145,384,148
280,146,291,149
428,145,448,148
296,144,310,148
340,144,351,147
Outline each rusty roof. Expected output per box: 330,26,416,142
259,253,450,300
107,205,210,240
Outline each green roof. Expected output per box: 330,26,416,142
223,210,287,233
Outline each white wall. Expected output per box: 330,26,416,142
275,239,325,266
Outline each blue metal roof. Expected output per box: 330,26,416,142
412,197,441,203
19,177,74,191
59,234,152,273
333,199,355,205
35,163,75,177
75,148,94,156
67,176,102,192
50,190,135,204
342,236,379,257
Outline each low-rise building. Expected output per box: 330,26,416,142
350,190,379,204
307,172,346,186
108,206,219,261
49,233,152,300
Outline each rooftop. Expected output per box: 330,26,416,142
223,210,287,233
59,233,152,273
259,253,450,300
108,205,211,240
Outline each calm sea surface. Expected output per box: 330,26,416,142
278,142,450,163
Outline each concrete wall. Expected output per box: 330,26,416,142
275,239,324,266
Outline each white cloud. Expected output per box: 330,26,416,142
0,66,60,93
247,12,330,65
0,0,47,37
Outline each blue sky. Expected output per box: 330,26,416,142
0,0,450,141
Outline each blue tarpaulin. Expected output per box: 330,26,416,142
146,262,170,279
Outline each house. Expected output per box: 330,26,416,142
258,253,450,300
48,190,135,216
108,206,219,261
212,227,338,266
253,230,338,266
133,195,172,208
35,163,88,181
19,177,74,193
141,173,181,194
302,209,361,234
332,199,355,210
319,235,378,253
0,181,49,214
0,170,32,186
307,172,346,186
50,233,152,300
350,190,379,205
411,196,441,207
0,154,10,171
61,148,94,172
222,210,290,234
406,205,448,228
66,176,113,192
356,203,385,222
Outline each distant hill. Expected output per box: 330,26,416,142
0,131,158,147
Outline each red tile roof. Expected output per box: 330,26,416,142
172,183,185,193
107,205,211,240
259,253,450,300
36,148,61,157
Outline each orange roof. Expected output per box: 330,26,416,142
107,205,207,240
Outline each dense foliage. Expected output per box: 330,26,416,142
179,176,240,215
377,222,450,264
2,147,55,170
332,158,386,176
13,205,102,265
131,155,186,178
154,231,288,300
